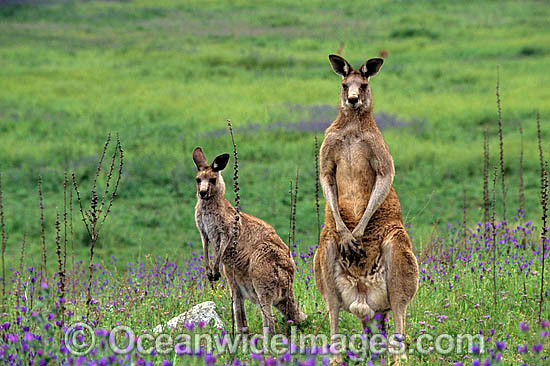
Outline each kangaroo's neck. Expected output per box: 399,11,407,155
198,193,228,209
335,107,378,131
198,194,235,217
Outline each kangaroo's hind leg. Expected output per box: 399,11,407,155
256,289,275,334
225,271,249,334
252,273,276,334
314,229,344,365
274,285,307,323
384,229,419,363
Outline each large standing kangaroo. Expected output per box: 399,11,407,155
313,55,418,364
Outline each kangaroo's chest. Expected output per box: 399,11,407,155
334,134,373,181
330,134,375,219
198,212,225,246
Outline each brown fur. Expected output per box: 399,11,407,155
313,55,418,364
193,147,307,334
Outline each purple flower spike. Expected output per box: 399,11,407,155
516,344,528,353
519,322,529,332
532,344,543,353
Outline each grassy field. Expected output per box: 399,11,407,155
0,0,549,269
1,216,549,365
1,1,550,365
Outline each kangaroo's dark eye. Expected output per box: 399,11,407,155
196,178,201,184
342,84,348,90
209,178,217,184
361,83,368,89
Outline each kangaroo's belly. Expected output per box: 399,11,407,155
238,281,259,304
223,265,259,303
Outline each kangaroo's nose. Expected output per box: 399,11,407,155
348,96,359,105
199,191,207,198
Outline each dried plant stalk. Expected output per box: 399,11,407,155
537,111,544,195
0,173,6,297
462,182,467,247
288,181,293,246
55,209,65,318
70,183,74,271
63,174,68,275
539,160,548,324
314,135,321,244
491,166,498,311
537,110,547,323
292,169,299,246
226,119,240,338
72,134,124,319
519,121,525,214
483,127,490,224
16,233,26,307
496,66,506,222
98,136,124,232
38,175,47,280
226,120,240,249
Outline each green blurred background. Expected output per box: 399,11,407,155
0,0,549,270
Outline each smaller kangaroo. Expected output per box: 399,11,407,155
193,147,307,334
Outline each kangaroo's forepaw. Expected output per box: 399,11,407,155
207,269,221,282
337,231,359,258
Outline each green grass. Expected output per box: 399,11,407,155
0,0,549,271
1,218,548,365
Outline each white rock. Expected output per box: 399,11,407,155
153,301,223,334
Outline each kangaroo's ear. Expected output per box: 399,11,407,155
212,154,230,172
329,54,352,77
193,147,208,171
359,58,384,78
